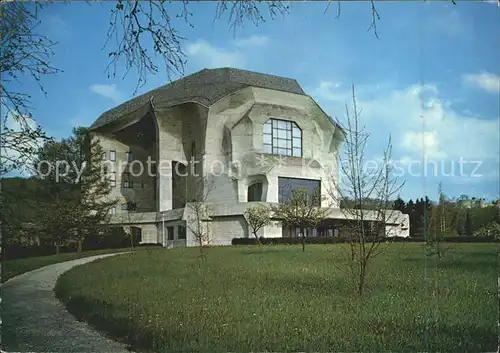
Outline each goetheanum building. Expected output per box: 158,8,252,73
90,68,409,246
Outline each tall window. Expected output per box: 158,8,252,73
110,150,116,161
167,226,174,240
263,119,302,157
102,151,107,160
110,172,116,187
278,177,321,207
178,225,186,239
123,172,133,188
125,151,132,162
247,182,263,202
191,141,196,159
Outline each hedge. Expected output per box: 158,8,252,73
231,235,500,246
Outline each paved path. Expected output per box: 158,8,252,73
1,253,133,352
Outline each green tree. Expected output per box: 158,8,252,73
70,127,118,252
34,127,117,252
272,188,327,252
244,203,272,247
393,197,406,213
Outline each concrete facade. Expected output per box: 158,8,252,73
90,68,409,245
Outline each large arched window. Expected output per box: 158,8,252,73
262,118,302,157
247,182,263,202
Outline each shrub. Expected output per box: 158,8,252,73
473,222,500,238
231,235,500,246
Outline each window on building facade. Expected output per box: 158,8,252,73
263,118,302,157
109,206,116,215
110,150,116,161
278,177,321,207
247,182,263,202
110,172,116,187
123,172,133,188
167,226,174,240
178,225,186,239
191,141,196,159
102,151,107,160
125,151,132,162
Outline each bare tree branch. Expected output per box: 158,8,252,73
214,1,291,33
327,84,405,296
0,1,60,175
104,0,190,94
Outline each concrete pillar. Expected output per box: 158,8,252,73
266,176,279,203
237,180,247,202
155,109,184,211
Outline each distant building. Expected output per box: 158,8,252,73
89,68,409,246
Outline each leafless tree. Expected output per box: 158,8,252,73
186,175,214,261
0,1,60,176
104,0,383,93
426,183,454,260
328,85,404,296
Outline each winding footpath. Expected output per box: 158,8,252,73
2,253,132,352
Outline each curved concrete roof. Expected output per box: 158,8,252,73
90,67,306,130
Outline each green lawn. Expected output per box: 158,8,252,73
55,244,498,352
2,247,147,283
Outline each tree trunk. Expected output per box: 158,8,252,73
56,243,60,255
77,239,83,253
301,227,305,252
358,259,366,296
253,232,262,249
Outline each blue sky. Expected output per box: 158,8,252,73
11,1,500,202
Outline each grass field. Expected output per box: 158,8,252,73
55,244,498,352
2,247,147,283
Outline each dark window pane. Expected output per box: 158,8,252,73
167,226,174,240
248,183,263,202
278,177,321,206
178,225,186,239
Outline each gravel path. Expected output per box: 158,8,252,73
1,253,133,352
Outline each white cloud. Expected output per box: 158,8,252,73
463,71,500,94
89,84,123,103
185,40,246,68
234,35,269,47
311,81,499,165
401,131,447,160
481,0,499,6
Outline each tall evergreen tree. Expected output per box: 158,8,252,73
34,127,117,252
465,209,473,236
393,197,406,213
